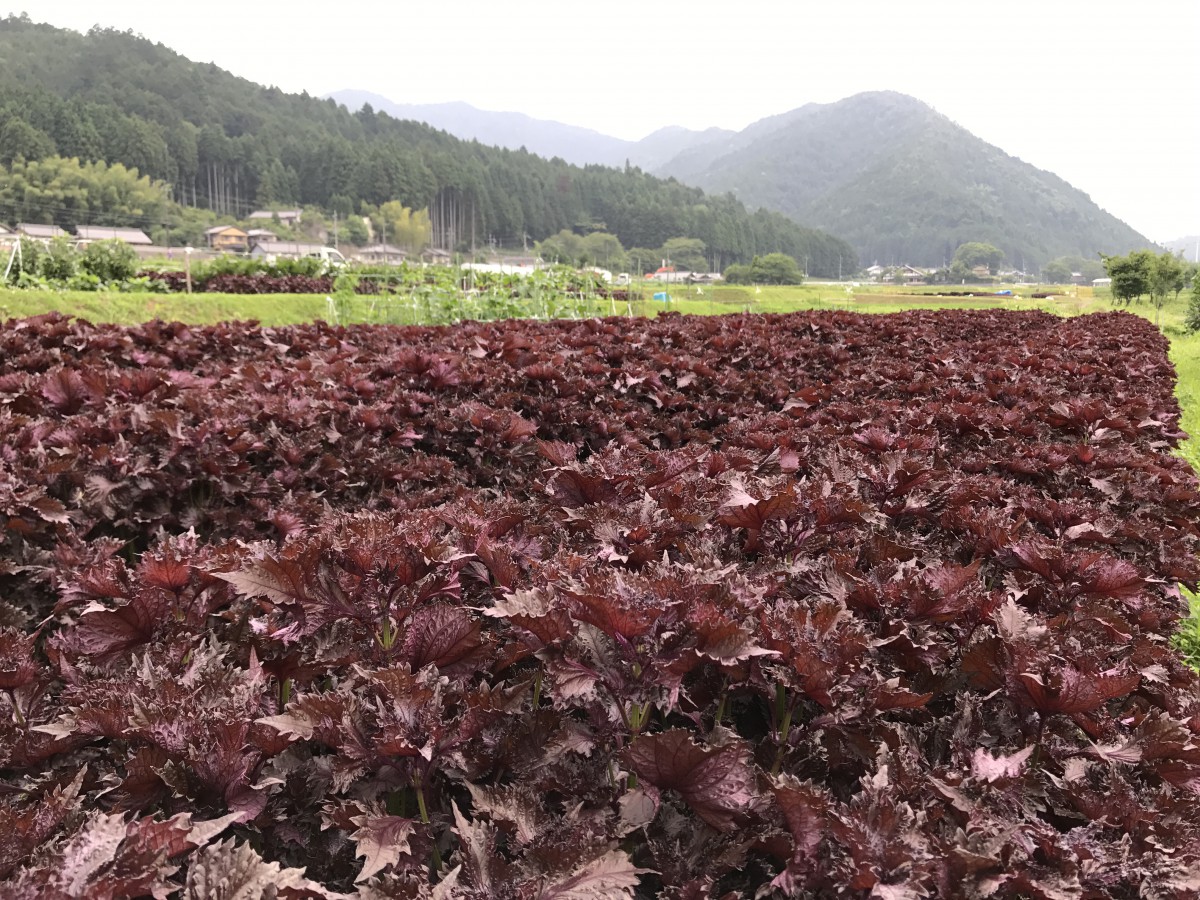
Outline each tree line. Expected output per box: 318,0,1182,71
1101,249,1191,317
0,16,858,277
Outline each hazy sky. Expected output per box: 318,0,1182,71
4,0,1198,242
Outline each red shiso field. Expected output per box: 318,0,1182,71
2,309,1199,897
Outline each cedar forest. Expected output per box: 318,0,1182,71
0,16,858,277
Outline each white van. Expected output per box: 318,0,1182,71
305,247,347,267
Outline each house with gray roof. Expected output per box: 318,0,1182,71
75,226,153,245
17,223,70,240
249,240,332,260
248,209,303,226
357,243,407,264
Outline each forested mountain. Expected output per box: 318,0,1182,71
326,91,638,169
0,16,857,275
323,86,1153,270
327,91,735,175
652,92,1151,268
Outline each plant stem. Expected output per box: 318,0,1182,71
377,614,394,650
415,783,443,876
714,689,728,727
771,685,794,776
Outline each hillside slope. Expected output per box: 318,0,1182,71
0,16,857,275
655,92,1152,267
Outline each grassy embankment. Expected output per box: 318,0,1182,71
4,282,1199,661
0,289,333,326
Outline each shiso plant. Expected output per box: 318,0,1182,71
1,308,1198,896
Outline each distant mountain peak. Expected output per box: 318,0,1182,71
327,86,1148,268
325,91,638,167
324,91,731,171
651,90,1150,266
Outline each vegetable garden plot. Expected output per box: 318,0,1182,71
1,308,1199,897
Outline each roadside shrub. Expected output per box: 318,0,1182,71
1185,279,1200,332
117,274,171,293
722,262,753,284
64,272,101,291
13,270,52,290
38,235,78,281
80,238,139,282
193,254,326,282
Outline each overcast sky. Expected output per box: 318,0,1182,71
4,0,1198,242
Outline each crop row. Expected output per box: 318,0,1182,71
1,309,1199,896
140,265,626,298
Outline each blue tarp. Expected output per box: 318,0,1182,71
653,292,669,302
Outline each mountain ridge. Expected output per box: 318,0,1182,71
326,90,642,168
0,16,858,275
327,87,1154,268
651,91,1152,267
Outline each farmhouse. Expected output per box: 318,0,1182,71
357,243,407,264
75,226,153,245
247,229,277,249
498,255,542,268
17,223,69,240
875,266,931,284
249,240,328,260
205,225,249,253
249,208,302,226
649,265,698,283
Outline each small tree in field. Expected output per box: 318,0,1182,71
722,263,753,285
952,242,1005,275
751,253,804,285
1185,274,1200,333
1146,251,1184,325
721,254,805,285
1102,250,1154,307
81,239,138,283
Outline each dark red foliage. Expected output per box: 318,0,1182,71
1,308,1199,896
